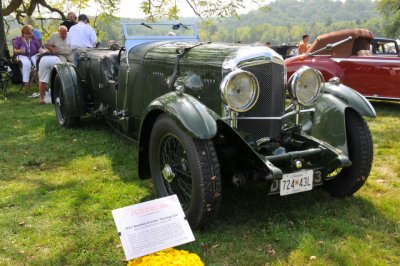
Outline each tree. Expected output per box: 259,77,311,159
376,0,400,37
1,0,268,59
0,0,120,59
2,0,120,23
0,0,6,59
140,0,267,21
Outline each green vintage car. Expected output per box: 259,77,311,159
50,23,375,229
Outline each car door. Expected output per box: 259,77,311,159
333,55,400,99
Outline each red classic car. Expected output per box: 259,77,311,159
286,29,400,100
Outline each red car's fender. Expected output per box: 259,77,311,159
286,55,344,82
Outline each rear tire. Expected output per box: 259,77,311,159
325,109,373,197
54,73,80,127
149,114,222,229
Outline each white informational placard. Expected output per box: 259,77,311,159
112,195,195,261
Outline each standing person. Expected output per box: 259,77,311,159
37,26,73,104
13,25,42,91
61,12,77,31
68,14,97,65
266,41,271,48
298,34,310,54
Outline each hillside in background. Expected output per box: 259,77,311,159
235,0,377,27
199,0,381,45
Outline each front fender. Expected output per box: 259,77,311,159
50,63,85,116
324,83,376,118
307,82,376,155
146,91,218,139
137,91,218,179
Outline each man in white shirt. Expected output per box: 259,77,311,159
68,14,97,65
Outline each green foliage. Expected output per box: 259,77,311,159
1,85,400,265
2,0,122,52
94,14,123,46
140,0,268,21
198,0,382,45
1,0,389,49
377,0,400,37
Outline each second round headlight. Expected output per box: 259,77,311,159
288,66,324,106
220,69,260,112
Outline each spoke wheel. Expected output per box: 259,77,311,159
159,133,193,210
149,114,221,229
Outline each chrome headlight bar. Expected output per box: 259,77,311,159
222,107,315,122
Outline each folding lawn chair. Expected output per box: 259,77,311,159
0,58,11,99
18,59,38,92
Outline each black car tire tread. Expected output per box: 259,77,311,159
54,73,80,128
327,109,373,197
149,114,221,229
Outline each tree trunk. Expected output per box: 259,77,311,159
0,0,7,60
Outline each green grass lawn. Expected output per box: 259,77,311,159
1,85,399,265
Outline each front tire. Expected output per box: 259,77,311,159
149,114,221,229
54,73,80,127
325,109,373,197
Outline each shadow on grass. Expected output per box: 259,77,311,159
1,89,143,184
43,116,140,182
1,88,154,263
188,184,399,264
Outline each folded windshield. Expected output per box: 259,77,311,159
124,23,196,38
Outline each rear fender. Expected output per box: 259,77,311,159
50,63,86,116
307,83,376,155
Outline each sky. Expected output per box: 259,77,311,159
115,0,264,18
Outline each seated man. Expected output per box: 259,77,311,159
37,26,73,104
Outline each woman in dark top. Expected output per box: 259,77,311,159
60,12,77,31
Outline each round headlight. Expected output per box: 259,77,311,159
220,69,260,112
288,66,324,106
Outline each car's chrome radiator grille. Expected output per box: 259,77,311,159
238,62,286,141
